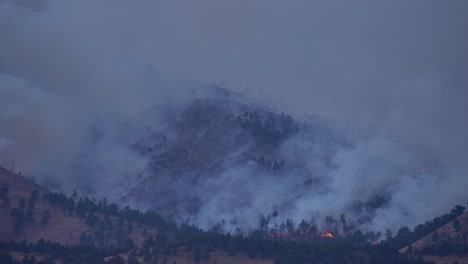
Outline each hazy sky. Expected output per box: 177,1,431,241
2,0,466,166
1,0,468,230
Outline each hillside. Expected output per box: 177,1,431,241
398,212,468,264
2,98,466,264
0,167,158,247
123,98,306,216
404,212,468,252
1,167,440,264
0,167,277,264
0,97,463,264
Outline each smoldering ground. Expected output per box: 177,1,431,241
1,0,468,234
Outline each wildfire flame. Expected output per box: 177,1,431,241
320,231,334,238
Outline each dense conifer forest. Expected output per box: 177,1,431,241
3,183,468,263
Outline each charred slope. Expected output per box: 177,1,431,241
123,98,293,213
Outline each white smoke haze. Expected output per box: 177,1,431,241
184,131,446,234
1,0,468,234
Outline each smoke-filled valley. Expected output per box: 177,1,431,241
1,0,468,241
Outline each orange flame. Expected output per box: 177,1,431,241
320,231,334,238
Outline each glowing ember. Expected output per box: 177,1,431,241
320,231,334,238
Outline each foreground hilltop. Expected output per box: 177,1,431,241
0,167,275,263
0,167,158,247
399,210,468,264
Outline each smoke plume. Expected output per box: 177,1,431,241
1,0,468,233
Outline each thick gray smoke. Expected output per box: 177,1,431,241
179,125,451,234
0,0,201,194
1,0,468,234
